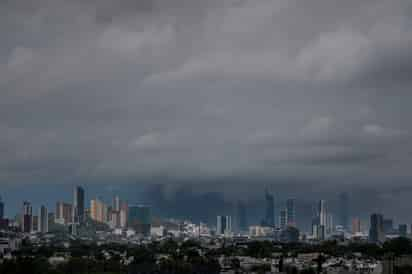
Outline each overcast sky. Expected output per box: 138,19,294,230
1,0,412,220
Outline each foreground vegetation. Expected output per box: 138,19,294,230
2,237,412,273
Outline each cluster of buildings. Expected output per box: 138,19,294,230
0,186,152,238
213,191,412,246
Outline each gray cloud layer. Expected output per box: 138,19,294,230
1,0,412,197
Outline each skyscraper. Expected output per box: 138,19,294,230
264,189,275,227
369,213,385,244
32,215,39,232
318,200,327,227
55,202,73,225
316,200,327,240
128,204,151,236
90,198,107,223
39,205,48,234
0,196,4,220
217,215,232,236
22,201,32,233
120,201,128,228
236,201,247,232
286,198,296,227
327,213,334,234
73,186,85,224
338,192,349,230
113,196,121,212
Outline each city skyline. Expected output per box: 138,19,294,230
0,0,412,214
2,185,412,236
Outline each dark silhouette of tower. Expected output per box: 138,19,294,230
236,201,247,232
264,189,275,227
338,192,349,230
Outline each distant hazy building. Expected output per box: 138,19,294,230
73,186,85,224
399,224,408,237
279,209,287,230
286,198,296,227
217,215,232,236
383,219,394,234
338,192,349,230
369,213,385,244
128,205,151,236
0,196,4,219
264,189,275,227
22,201,32,233
39,205,48,234
327,213,334,234
352,218,361,234
236,201,247,232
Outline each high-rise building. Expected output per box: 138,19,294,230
327,213,334,234
312,200,328,240
128,205,151,236
55,202,73,225
280,209,287,230
338,192,349,230
110,211,121,229
264,189,275,227
286,198,296,227
399,224,408,237
90,198,107,223
113,196,121,212
73,186,85,224
369,213,385,244
39,205,48,234
217,215,232,236
120,201,128,228
236,201,247,232
383,219,394,234
32,215,39,232
22,201,32,233
352,218,361,234
0,196,4,220
318,200,327,226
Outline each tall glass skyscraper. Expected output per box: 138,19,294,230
316,200,327,240
286,198,296,227
73,186,85,223
264,189,275,227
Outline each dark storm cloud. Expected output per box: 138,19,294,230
0,0,411,204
